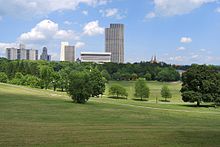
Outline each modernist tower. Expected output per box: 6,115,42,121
105,24,124,63
60,42,75,62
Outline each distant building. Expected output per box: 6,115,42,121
40,47,51,61
105,24,124,63
150,55,158,64
60,42,75,62
81,52,111,64
6,44,38,60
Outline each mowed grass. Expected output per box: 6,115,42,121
0,83,220,147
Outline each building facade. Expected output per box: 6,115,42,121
40,47,51,61
60,42,75,62
81,52,111,64
6,45,38,60
105,24,124,63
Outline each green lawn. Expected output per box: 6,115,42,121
106,81,182,102
0,82,220,147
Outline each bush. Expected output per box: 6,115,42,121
109,84,128,98
0,72,8,83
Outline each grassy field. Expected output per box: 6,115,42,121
106,81,182,102
0,82,220,147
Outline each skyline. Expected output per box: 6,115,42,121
0,0,220,65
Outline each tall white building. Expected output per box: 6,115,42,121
60,42,69,61
6,44,38,60
105,24,124,63
81,52,111,64
60,42,75,62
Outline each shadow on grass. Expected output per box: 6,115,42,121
159,100,171,102
108,96,128,100
178,104,217,108
132,98,148,102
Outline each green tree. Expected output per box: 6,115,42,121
109,84,128,98
161,85,172,101
40,66,53,89
67,71,92,104
181,65,220,106
101,69,111,81
144,73,152,81
157,67,180,82
51,72,60,91
0,72,8,83
134,78,150,101
90,69,106,97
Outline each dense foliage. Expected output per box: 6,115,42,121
134,78,150,100
181,65,220,106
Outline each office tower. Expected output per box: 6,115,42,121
64,45,75,62
6,44,38,60
81,52,111,64
40,47,51,61
60,42,75,62
105,24,124,63
60,42,69,61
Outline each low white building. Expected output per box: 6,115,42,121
81,52,111,64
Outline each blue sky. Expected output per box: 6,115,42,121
0,0,220,65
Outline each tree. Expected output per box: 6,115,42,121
157,67,180,82
101,69,111,81
134,78,150,101
144,73,152,81
0,72,8,83
109,84,128,98
67,71,92,104
181,65,220,106
40,66,53,89
89,69,106,97
161,85,172,101
51,72,60,91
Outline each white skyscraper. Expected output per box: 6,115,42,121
60,42,69,61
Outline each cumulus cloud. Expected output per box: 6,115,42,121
180,37,192,43
147,0,217,17
75,42,85,49
0,0,110,19
100,8,126,19
176,46,186,51
83,20,104,36
18,19,79,44
82,10,89,15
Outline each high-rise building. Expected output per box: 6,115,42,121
105,24,124,63
60,42,69,61
60,42,75,62
81,52,111,64
6,44,38,60
40,47,51,61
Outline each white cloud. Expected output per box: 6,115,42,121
215,7,220,13
64,21,72,25
99,8,126,19
18,19,79,44
191,54,199,59
0,0,110,19
176,46,186,51
75,42,86,49
180,37,192,43
145,12,156,19
83,20,104,36
152,0,217,16
169,56,184,62
82,10,88,15
200,48,206,52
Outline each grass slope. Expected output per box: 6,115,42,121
0,83,220,147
